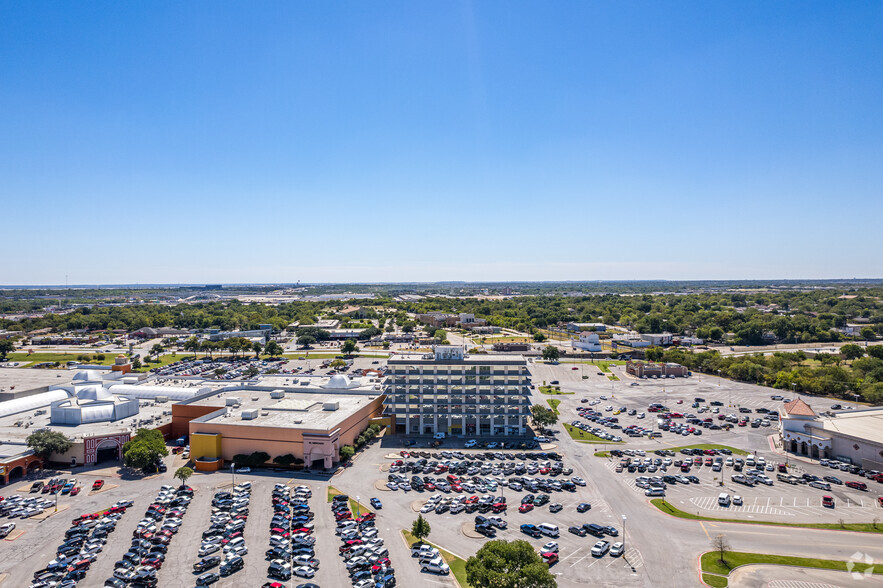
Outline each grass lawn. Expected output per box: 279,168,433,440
8,352,119,367
402,529,470,588
327,486,372,516
564,424,621,444
607,375,619,381
652,499,883,534
700,550,881,586
538,386,574,395
702,573,728,587
546,399,561,415
594,443,748,458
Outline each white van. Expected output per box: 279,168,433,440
809,480,831,491
433,432,446,440
644,487,665,496
718,493,731,506
537,523,559,537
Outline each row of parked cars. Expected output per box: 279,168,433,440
31,501,131,588
31,478,89,496
265,483,318,581
192,482,252,585
332,494,395,587
0,493,55,519
107,485,191,587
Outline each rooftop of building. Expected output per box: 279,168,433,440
388,352,526,365
809,407,883,446
0,368,77,393
784,397,817,417
190,389,382,431
0,442,33,461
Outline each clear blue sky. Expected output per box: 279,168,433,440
1,2,881,285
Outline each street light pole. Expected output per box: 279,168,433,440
231,462,235,487
622,514,627,551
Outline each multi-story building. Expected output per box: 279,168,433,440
384,346,531,437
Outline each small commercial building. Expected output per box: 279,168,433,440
572,332,602,352
640,333,673,346
565,322,606,333
626,361,688,378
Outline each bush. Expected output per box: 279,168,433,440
340,445,355,461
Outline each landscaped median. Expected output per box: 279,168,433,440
652,499,883,534
594,443,748,458
538,386,573,395
327,485,372,516
700,550,881,587
563,424,621,444
402,530,471,588
546,399,561,415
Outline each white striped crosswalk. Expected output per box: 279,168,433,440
769,581,842,588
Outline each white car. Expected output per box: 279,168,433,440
542,541,558,553
235,467,250,473
292,565,315,578
420,503,435,513
198,543,220,557
386,482,399,491
591,541,610,557
733,496,743,506
637,412,646,419
464,440,477,448
571,476,586,486
609,542,625,557
605,406,613,411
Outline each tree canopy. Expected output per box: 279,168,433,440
26,429,73,461
465,539,557,588
122,428,169,472
541,346,560,361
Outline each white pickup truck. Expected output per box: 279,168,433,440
421,557,451,575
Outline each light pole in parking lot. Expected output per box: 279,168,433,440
621,514,627,551
717,370,722,387
356,495,361,519
231,462,235,487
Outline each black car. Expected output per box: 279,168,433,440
193,556,221,572
475,524,496,537
577,503,592,513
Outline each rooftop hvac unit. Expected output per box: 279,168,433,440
252,396,259,401
270,390,285,399
156,396,168,403
226,397,241,406
261,411,269,416
241,409,259,420
323,401,339,411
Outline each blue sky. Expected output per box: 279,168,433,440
1,2,881,285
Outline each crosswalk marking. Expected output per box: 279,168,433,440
769,581,841,588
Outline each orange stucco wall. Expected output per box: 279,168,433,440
171,403,225,438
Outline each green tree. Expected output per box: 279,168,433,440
273,454,297,467
26,430,73,461
122,428,169,472
341,339,359,356
253,341,263,359
841,344,864,361
131,357,142,370
868,346,883,360
541,346,560,362
645,346,664,361
150,343,164,358
0,339,15,360
264,340,283,357
183,336,201,358
174,466,194,487
244,365,259,378
214,367,226,378
530,405,558,429
330,358,346,368
339,445,355,461
861,327,877,341
465,539,557,588
533,332,546,342
411,514,432,543
298,335,316,348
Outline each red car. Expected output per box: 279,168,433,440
541,552,559,565
70,486,81,496
846,481,868,491
518,503,534,514
92,480,104,491
877,496,883,507
822,496,835,508
492,502,507,513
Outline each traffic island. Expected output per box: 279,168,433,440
460,522,483,539
30,504,70,520
401,530,470,588
699,550,882,587
89,483,118,496
374,479,391,491
411,500,427,513
3,529,24,541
